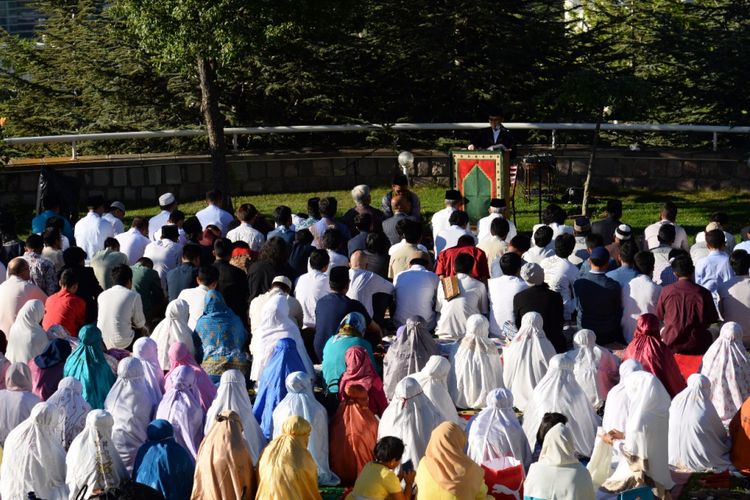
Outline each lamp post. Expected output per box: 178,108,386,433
398,151,414,186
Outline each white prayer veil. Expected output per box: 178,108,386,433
602,359,642,433
522,354,599,457
411,355,460,425
271,371,340,485
6,299,48,364
0,361,41,446
133,337,165,413
450,314,504,409
378,376,445,468
466,387,532,469
47,376,91,449
66,409,128,499
0,402,68,500
502,311,555,411
205,369,267,465
151,298,195,370
565,329,620,409
700,321,750,424
383,316,441,399
668,373,731,472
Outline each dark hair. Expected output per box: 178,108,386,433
509,234,531,254
730,249,750,276
137,257,153,268
554,233,576,258
131,216,148,232
606,199,623,217
392,174,408,187
454,253,474,274
668,248,688,261
499,252,524,276
25,233,44,253
206,190,223,203
671,255,694,278
401,220,421,244
42,227,61,247
319,197,338,218
322,228,344,252
533,226,553,248
657,224,676,245
661,201,678,221
274,205,292,226
59,268,78,288
198,265,220,285
161,225,179,241
309,249,330,271
307,197,321,219
590,247,609,267
619,239,637,264
42,195,60,211
213,238,234,260
182,244,201,262
295,228,313,245
710,212,729,226
103,237,119,250
542,204,565,225
46,216,64,231
536,412,568,448
585,233,604,250
86,195,106,210
329,266,350,291
634,251,655,276
448,210,469,227
490,217,510,239
374,436,405,463
236,204,258,223
705,229,725,249
112,264,132,286
182,217,203,239
63,246,87,267
353,213,372,232
365,232,389,255
168,209,185,224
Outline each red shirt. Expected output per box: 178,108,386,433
435,243,489,281
42,289,87,337
656,278,718,355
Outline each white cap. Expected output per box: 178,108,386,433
110,201,125,212
158,193,175,206
272,275,292,290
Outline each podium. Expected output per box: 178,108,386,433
449,150,511,223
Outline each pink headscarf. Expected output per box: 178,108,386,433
338,346,387,417
164,342,217,412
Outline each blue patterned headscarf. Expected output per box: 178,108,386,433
336,312,366,337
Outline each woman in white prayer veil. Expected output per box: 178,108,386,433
377,376,445,469
700,321,750,424
602,359,642,434
502,311,555,411
0,361,41,446
565,329,620,409
450,314,504,409
383,315,441,399
104,357,154,473
522,354,599,458
151,298,195,371
205,368,267,465
250,294,313,382
271,371,340,485
47,376,91,449
133,337,165,413
668,373,731,472
601,371,674,497
6,299,48,364
466,387,532,470
66,409,128,499
411,355,461,425
523,423,596,500
0,402,68,500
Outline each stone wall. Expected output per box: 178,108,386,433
1,146,748,207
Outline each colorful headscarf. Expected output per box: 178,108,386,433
164,341,217,412
329,384,378,486
338,346,387,416
337,312,366,337
63,324,116,409
132,419,195,500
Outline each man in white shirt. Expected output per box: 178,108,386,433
347,250,394,318
430,189,464,248
74,195,115,263
478,216,510,269
695,228,734,308
477,198,517,242
115,217,151,265
621,251,662,342
248,276,303,334
523,225,555,264
195,189,235,237
488,252,527,337
435,253,489,338
226,203,265,252
177,265,218,330
323,228,349,274
0,258,47,335
540,233,578,322
148,192,176,241
153,210,190,246
434,210,475,255
143,225,183,292
294,249,330,329
393,254,440,330
695,214,735,252
718,249,750,347
643,201,689,251
102,201,125,235
97,264,146,349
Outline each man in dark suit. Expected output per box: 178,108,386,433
513,262,566,352
468,107,517,155
382,195,414,246
574,246,624,346
591,199,623,246
212,237,250,325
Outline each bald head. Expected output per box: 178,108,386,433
8,257,29,279
391,194,412,215
350,250,368,270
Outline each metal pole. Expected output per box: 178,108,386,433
71,141,77,160
552,129,556,148
713,132,718,152
232,134,238,152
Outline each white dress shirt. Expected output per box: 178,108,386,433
488,274,528,337
0,276,47,336
568,236,589,267
248,287,303,334
177,284,210,330
326,250,349,274
388,240,430,256
143,239,183,291
522,246,555,265
434,225,475,255
430,206,455,248
97,284,146,349
115,228,151,265
196,204,235,236
347,268,394,317
102,212,124,235
541,255,578,321
393,264,440,330
74,212,115,263
695,249,734,307
651,245,673,286
154,226,189,246
644,220,689,251
435,273,488,338
226,222,265,251
621,274,662,343
148,210,171,241
718,275,750,346
294,270,330,328
477,213,518,242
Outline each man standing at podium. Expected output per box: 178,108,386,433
467,107,516,155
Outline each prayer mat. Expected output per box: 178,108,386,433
673,353,703,381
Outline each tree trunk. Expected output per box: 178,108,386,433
197,56,228,198
581,117,602,217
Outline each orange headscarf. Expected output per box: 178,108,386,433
256,416,322,500
191,410,255,500
730,395,750,473
329,384,378,485
422,421,486,498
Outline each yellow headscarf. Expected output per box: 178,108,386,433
422,421,486,498
256,416,322,500
191,410,255,500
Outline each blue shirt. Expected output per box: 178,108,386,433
313,292,371,362
267,226,295,247
606,264,639,290
166,262,198,300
